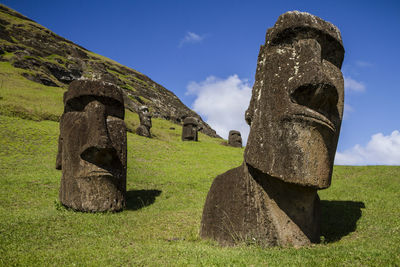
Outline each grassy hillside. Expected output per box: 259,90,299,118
0,4,219,137
0,110,400,266
0,64,399,266
0,60,146,133
0,60,399,267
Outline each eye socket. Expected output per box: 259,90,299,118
64,96,89,112
64,95,124,119
319,34,344,69
106,103,124,119
270,27,344,69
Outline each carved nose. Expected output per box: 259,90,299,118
290,82,338,121
290,38,340,121
80,100,116,166
81,146,117,166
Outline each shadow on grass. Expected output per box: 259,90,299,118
321,200,365,243
126,189,162,211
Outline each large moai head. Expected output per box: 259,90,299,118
182,117,199,141
244,11,345,189
228,130,242,148
56,79,127,212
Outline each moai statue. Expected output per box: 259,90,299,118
56,80,127,212
182,117,201,141
228,130,242,148
201,11,344,247
136,105,152,138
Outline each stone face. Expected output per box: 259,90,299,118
228,130,242,148
201,11,344,247
182,117,200,141
56,79,127,212
244,11,344,189
136,105,152,138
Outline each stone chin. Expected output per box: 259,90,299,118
143,120,152,128
71,174,125,212
244,109,339,189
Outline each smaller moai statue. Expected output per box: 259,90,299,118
182,117,200,141
228,130,242,148
136,105,152,138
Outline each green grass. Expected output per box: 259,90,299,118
0,113,399,266
0,61,65,121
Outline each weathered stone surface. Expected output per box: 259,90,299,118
136,105,152,138
228,130,242,148
201,163,320,247
56,79,127,212
43,61,82,84
201,11,344,247
21,72,59,87
182,117,200,141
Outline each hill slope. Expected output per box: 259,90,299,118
0,114,399,266
0,4,219,138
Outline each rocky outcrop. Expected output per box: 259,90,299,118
0,4,220,138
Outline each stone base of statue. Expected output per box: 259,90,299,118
200,163,321,247
59,175,126,212
136,125,151,138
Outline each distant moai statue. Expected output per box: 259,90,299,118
136,105,152,138
182,117,201,141
228,130,242,148
56,80,127,212
201,11,345,247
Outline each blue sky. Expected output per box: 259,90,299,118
3,0,400,165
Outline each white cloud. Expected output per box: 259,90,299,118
179,32,205,47
186,75,252,142
343,103,353,120
335,130,400,165
355,60,373,67
344,76,366,92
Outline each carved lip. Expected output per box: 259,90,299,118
292,108,336,132
81,170,114,178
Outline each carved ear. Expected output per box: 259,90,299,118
245,108,253,126
56,135,62,170
245,86,257,126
